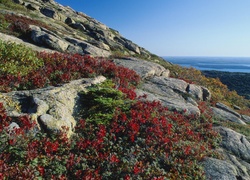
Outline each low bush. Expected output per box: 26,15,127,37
0,13,52,37
79,81,132,125
0,15,9,33
0,0,27,12
0,40,44,76
0,43,140,92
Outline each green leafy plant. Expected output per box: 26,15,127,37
0,40,44,76
0,0,27,12
0,50,140,92
0,15,10,33
79,80,132,125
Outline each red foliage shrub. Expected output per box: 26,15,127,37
0,103,10,132
0,52,140,101
3,14,52,36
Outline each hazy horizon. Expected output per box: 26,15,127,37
163,56,250,73
56,0,250,57
163,55,250,58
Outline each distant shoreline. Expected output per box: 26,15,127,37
163,56,250,73
202,70,250,99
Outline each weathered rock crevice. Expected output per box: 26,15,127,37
1,76,106,136
205,127,250,179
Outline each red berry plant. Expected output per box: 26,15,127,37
0,13,52,37
0,42,220,179
0,41,140,95
0,91,220,179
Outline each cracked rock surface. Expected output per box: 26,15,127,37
1,76,106,136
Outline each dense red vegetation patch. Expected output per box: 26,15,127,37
1,13,52,36
0,52,140,95
0,98,219,179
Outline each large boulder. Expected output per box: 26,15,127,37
212,107,246,124
40,7,59,20
215,126,250,162
26,3,40,11
113,57,213,115
66,19,86,31
150,77,188,95
187,84,211,101
30,26,69,52
225,153,250,179
65,37,111,57
149,76,211,102
1,76,106,137
125,41,140,54
13,0,24,4
216,102,241,118
65,17,75,24
95,28,114,40
70,22,86,31
202,157,239,180
0,32,56,53
114,37,140,54
113,58,170,79
137,80,200,115
203,126,250,179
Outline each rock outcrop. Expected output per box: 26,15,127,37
113,60,250,179
1,76,106,136
212,102,248,124
1,54,249,179
203,103,250,179
0,32,56,53
114,58,210,115
203,157,242,180
216,127,250,162
113,58,170,79
203,127,250,180
1,0,168,61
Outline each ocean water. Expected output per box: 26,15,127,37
163,56,250,73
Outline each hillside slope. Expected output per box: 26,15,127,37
0,0,168,63
0,0,250,179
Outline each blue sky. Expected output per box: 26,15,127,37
56,0,250,57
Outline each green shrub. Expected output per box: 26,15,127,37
79,80,132,125
0,0,27,11
0,15,10,33
0,40,44,76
